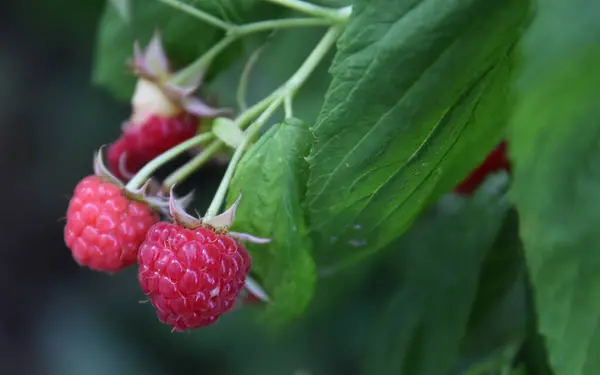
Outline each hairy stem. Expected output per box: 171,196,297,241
171,13,342,86
125,132,214,190
203,25,343,218
156,0,233,31
265,0,351,22
162,140,224,191
160,88,281,191
204,97,284,219
234,17,333,35
172,35,238,86
284,93,294,118
236,34,274,112
284,25,343,93
132,4,349,199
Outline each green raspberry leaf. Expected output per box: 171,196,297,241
458,209,527,374
306,0,530,269
227,118,316,325
93,0,281,100
464,209,525,339
509,1,600,374
364,191,510,375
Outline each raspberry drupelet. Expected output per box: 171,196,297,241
107,32,227,181
64,153,160,273
137,190,270,331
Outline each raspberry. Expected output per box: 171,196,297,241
137,222,251,331
64,175,159,272
106,32,227,181
455,141,510,195
107,113,198,180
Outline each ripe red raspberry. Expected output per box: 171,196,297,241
64,175,159,272
455,141,511,195
107,113,198,181
137,222,251,331
106,32,227,181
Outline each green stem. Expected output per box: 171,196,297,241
204,25,343,218
156,0,233,31
172,34,238,86
236,90,281,128
125,132,214,190
160,88,281,191
235,25,342,125
162,140,224,190
236,37,272,112
284,93,294,118
234,17,333,35
283,25,343,93
158,26,343,204
204,97,284,219
173,16,337,86
265,0,351,22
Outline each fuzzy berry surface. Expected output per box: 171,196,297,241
138,222,251,331
64,175,159,272
455,141,511,195
108,113,199,180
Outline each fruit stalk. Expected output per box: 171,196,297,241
204,97,284,219
156,0,233,30
162,139,224,190
234,17,334,35
203,25,344,218
161,0,346,87
171,35,238,87
125,132,214,190
160,89,284,189
265,0,352,21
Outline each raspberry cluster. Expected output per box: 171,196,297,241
63,152,267,331
61,30,511,332
62,34,269,332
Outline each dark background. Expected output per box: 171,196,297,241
0,2,522,375
0,2,382,375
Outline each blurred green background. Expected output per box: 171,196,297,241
0,2,379,374
0,2,524,375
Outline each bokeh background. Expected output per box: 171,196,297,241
0,2,388,374
0,1,524,375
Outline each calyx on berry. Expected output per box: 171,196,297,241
168,188,272,302
168,187,270,244
94,147,191,215
128,31,229,127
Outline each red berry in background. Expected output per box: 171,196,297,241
106,32,227,181
454,141,511,195
107,113,198,181
137,222,252,331
64,175,159,273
